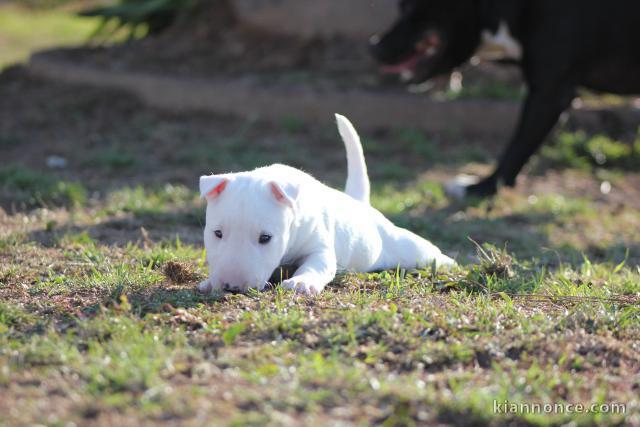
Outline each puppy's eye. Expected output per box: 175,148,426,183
214,230,223,239
258,234,272,244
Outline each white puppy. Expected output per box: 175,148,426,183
198,114,455,295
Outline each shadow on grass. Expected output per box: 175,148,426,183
120,285,221,314
28,207,205,248
24,194,640,271
388,202,639,268
95,262,302,313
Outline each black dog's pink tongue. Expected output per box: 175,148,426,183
380,53,422,74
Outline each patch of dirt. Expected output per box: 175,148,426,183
163,261,199,284
0,65,491,199
60,27,380,87
49,0,400,89
39,1,524,95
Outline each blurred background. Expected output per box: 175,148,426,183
1,0,640,262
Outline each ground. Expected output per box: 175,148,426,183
1,3,640,427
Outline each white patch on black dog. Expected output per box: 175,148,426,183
478,21,522,61
444,174,481,200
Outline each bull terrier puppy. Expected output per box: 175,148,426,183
198,114,455,295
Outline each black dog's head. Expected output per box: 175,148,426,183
371,0,482,83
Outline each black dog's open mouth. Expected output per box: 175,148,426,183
381,30,442,75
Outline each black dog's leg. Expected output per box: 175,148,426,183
466,83,576,197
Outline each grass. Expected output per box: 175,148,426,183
86,147,140,171
1,170,639,425
1,237,638,425
1,53,639,425
0,3,101,69
540,130,640,172
0,164,87,208
101,184,197,217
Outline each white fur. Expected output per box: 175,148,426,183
198,114,455,295
337,114,370,204
478,21,522,61
444,174,480,200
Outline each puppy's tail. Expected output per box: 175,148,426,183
335,114,370,205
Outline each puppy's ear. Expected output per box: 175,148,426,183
200,175,230,199
269,181,299,209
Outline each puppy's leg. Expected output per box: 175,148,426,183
377,227,456,270
281,248,337,295
198,263,222,294
197,279,213,293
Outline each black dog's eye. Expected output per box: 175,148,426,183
258,234,272,244
214,230,223,239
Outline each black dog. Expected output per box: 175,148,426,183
371,0,640,197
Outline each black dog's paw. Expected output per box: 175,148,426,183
466,178,498,198
445,175,497,199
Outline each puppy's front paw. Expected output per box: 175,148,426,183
197,279,216,294
281,278,324,295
